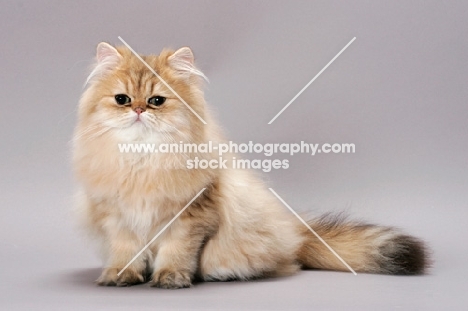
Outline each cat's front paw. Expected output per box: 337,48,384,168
150,269,192,289
96,267,145,287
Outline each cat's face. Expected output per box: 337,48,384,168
77,43,206,144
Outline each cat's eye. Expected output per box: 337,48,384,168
115,94,131,105
148,96,166,107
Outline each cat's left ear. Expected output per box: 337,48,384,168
168,47,208,81
169,47,194,67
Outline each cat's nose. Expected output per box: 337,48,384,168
134,107,145,115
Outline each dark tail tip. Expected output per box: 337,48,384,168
379,234,430,275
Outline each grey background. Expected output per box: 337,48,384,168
1,0,467,310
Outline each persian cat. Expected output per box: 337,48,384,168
72,42,428,289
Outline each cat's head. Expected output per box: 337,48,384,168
77,42,208,144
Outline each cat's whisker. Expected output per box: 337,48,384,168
146,117,188,155
70,124,105,144
144,117,173,142
153,115,187,138
72,113,137,145
83,127,112,144
146,113,180,135
112,114,138,139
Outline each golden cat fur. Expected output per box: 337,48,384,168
72,42,428,288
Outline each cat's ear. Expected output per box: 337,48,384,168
96,42,121,64
168,47,208,82
169,47,194,67
85,42,122,86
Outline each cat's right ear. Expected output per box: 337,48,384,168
96,42,121,64
85,42,122,87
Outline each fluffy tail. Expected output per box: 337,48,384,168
296,215,429,275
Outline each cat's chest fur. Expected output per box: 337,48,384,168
83,149,212,237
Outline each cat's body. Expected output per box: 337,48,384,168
73,43,428,288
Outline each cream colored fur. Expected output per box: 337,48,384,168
73,43,428,289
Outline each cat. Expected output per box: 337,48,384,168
72,42,428,289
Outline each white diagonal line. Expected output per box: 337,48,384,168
268,37,356,124
117,188,206,276
268,188,357,275
117,36,207,125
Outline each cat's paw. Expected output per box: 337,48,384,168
96,267,145,287
150,269,192,289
